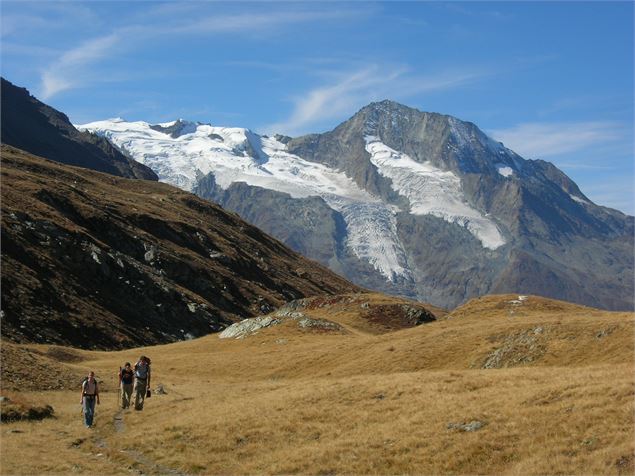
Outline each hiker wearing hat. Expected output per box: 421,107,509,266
80,371,100,428
133,355,151,411
119,362,134,409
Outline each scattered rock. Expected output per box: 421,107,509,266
615,454,634,474
1,404,54,422
447,420,486,432
581,437,597,447
482,328,546,368
297,317,342,331
596,326,617,339
70,438,85,447
219,312,343,339
155,384,167,395
219,315,281,339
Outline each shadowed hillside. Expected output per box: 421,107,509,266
1,78,157,180
0,145,360,349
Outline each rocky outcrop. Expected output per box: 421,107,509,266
218,312,344,339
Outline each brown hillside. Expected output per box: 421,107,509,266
448,294,609,320
0,294,632,475
0,145,360,349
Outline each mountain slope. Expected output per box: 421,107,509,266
0,145,360,349
79,101,634,311
1,78,157,180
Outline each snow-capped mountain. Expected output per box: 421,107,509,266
79,101,634,311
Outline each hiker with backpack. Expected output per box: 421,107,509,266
119,362,134,409
80,371,100,428
133,355,151,411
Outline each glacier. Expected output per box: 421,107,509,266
364,136,505,250
79,118,504,282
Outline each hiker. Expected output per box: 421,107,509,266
119,362,134,409
133,355,151,411
80,371,100,428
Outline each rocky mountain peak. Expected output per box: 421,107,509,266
361,99,417,115
150,119,199,138
79,100,634,312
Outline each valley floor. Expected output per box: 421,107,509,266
1,294,634,475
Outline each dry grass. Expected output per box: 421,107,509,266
1,294,633,475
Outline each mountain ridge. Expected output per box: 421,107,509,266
76,100,633,312
0,78,158,180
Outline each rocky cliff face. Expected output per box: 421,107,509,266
80,101,634,311
284,101,634,310
0,145,360,349
1,78,157,180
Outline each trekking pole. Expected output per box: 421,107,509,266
116,367,121,410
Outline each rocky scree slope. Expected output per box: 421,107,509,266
0,145,359,349
80,101,633,311
1,78,157,180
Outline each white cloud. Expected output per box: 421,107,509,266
40,33,121,99
488,121,622,159
38,9,360,100
265,66,489,136
266,66,402,135
174,10,357,35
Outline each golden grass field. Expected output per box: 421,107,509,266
1,293,633,475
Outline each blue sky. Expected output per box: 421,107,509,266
2,1,633,214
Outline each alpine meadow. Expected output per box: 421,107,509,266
1,2,633,476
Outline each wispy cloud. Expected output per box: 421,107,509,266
443,3,515,21
173,10,356,35
37,8,360,100
41,33,121,99
2,4,99,38
488,121,623,159
265,66,403,135
265,66,490,135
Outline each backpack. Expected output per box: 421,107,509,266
81,377,98,395
119,367,134,384
134,358,151,379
